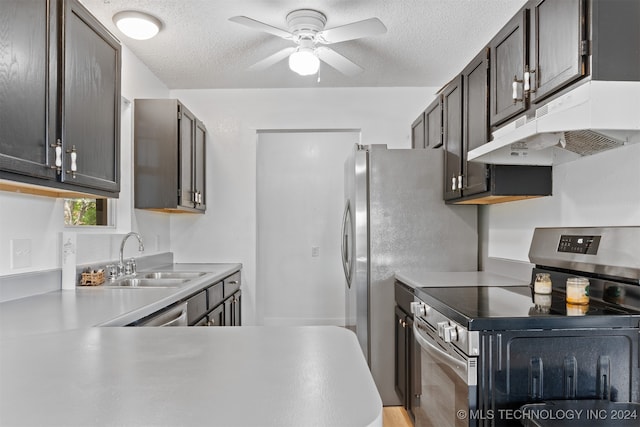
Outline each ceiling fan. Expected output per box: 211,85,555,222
229,9,387,76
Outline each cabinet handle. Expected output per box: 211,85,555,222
524,66,536,94
228,280,239,285
457,175,463,190
451,176,457,191
66,145,77,178
50,139,63,174
512,75,523,103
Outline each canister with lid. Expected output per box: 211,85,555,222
566,277,589,305
534,273,552,294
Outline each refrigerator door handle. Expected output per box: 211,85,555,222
341,200,353,288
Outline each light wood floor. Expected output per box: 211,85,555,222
383,406,412,427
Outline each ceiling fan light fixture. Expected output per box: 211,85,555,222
289,48,320,76
113,11,161,40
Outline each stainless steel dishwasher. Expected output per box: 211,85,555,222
136,302,188,326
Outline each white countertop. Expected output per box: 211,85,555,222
0,326,382,427
0,263,241,339
0,263,382,426
396,270,530,290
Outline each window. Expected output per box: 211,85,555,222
64,198,111,226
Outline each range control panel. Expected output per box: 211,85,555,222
557,235,601,255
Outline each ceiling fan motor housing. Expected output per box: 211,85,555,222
286,9,327,42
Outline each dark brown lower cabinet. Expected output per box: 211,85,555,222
224,291,242,326
395,282,415,422
208,304,224,327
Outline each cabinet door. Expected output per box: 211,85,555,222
424,96,442,149
232,291,241,326
208,304,224,326
193,120,206,211
462,49,489,197
179,104,196,208
411,113,425,149
530,0,586,103
489,10,528,126
224,292,242,326
394,306,408,405
62,0,120,193
0,0,58,180
442,76,463,201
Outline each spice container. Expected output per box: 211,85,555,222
534,273,552,294
566,277,589,305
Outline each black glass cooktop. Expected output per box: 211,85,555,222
414,285,640,331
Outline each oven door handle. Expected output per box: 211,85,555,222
413,322,469,384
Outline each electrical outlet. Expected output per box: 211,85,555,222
11,239,32,269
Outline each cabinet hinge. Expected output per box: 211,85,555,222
580,40,589,56
178,189,182,199
178,111,182,120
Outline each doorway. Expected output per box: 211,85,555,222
256,130,359,325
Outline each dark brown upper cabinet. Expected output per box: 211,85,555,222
462,49,490,197
442,76,463,201
489,9,529,127
411,95,442,150
134,99,207,213
425,96,443,149
444,49,552,204
0,0,59,182
489,0,639,123
410,112,425,149
61,0,121,194
529,0,586,104
0,0,121,198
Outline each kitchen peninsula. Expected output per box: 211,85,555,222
0,262,382,427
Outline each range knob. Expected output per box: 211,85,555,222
443,325,458,343
410,302,429,317
437,321,448,338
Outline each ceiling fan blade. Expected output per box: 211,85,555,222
316,47,363,76
229,16,293,40
318,18,387,44
248,47,296,71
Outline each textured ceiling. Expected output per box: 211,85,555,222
81,0,527,90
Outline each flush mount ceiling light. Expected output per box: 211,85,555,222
288,46,320,76
112,10,161,40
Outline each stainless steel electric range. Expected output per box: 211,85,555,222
411,227,640,427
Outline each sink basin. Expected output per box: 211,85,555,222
143,271,207,280
103,278,188,288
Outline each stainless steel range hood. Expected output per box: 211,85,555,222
468,81,640,165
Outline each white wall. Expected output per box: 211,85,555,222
484,142,640,263
168,87,436,325
0,46,172,279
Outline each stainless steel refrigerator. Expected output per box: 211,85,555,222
341,144,478,405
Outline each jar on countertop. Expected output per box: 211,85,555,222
534,273,552,294
566,277,590,305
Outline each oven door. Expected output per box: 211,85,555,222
413,318,478,427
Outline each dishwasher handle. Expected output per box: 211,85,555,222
138,302,188,326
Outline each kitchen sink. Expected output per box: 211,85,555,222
102,278,188,288
143,271,207,280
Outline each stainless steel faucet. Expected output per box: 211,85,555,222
118,232,144,276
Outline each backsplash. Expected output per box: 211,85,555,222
0,252,174,303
